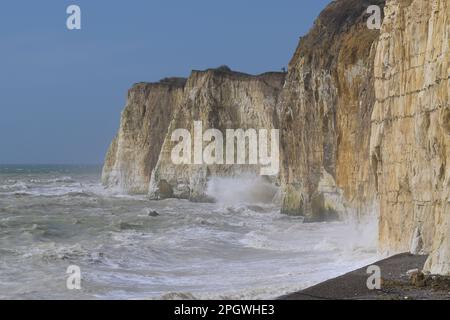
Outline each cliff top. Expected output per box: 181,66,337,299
192,65,286,82
131,66,286,91
290,0,385,68
132,77,187,90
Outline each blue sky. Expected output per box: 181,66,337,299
0,0,330,164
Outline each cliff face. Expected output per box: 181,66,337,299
102,0,450,274
102,79,185,193
149,68,285,201
371,0,450,274
278,0,385,221
102,68,285,198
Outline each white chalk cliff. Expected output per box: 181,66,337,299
371,0,449,274
103,0,450,274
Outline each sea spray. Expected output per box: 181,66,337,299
205,176,278,205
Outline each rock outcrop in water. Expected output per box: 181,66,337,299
103,0,450,274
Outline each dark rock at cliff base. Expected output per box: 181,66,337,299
157,180,174,199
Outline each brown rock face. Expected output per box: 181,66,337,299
278,0,385,221
371,0,450,274
102,79,185,193
149,68,285,201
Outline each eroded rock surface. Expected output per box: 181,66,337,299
278,0,385,221
371,0,450,274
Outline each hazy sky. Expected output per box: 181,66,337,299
0,0,330,164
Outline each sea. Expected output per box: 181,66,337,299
0,165,379,299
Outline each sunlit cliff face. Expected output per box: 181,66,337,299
102,0,450,275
